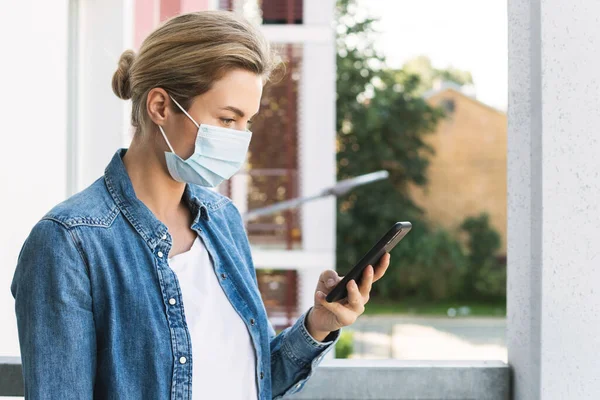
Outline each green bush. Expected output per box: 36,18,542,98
411,229,468,300
370,224,467,301
368,214,505,303
473,261,506,299
460,213,506,300
335,330,354,359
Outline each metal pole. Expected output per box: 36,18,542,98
243,170,389,221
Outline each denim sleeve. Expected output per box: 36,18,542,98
269,308,340,399
10,219,96,399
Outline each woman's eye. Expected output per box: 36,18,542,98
220,118,235,126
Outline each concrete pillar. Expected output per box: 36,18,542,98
508,0,600,398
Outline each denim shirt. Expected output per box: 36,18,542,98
11,149,340,400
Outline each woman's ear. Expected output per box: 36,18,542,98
146,88,170,126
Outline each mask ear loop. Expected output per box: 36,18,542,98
158,125,176,154
158,95,200,155
169,95,200,129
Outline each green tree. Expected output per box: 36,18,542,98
401,55,474,95
335,0,499,304
335,0,445,298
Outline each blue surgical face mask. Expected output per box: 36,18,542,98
158,96,252,187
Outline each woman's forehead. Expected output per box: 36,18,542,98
197,69,263,115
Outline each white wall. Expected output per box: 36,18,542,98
508,0,600,398
297,0,337,355
0,0,133,359
0,0,69,357
75,0,134,191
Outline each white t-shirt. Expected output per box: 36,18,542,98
168,236,258,400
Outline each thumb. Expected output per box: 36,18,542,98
319,270,343,291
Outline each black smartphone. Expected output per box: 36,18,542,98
326,221,412,303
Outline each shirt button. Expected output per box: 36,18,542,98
157,251,164,258
169,298,176,305
179,356,187,364
260,372,264,379
221,273,227,279
250,318,256,326
295,383,301,389
162,234,167,240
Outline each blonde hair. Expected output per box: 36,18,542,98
112,11,278,132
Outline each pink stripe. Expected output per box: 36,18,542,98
134,0,158,49
160,0,182,21
135,0,211,50
181,0,210,11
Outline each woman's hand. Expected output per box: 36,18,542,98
305,253,391,341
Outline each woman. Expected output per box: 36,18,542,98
11,11,390,400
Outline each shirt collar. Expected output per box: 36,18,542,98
104,149,209,249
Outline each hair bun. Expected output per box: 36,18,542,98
112,50,136,100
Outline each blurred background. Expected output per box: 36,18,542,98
0,0,507,367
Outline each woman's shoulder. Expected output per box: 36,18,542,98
15,177,115,275
42,177,119,230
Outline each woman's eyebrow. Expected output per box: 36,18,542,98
221,106,259,119
221,106,245,117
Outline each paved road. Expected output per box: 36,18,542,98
349,315,507,362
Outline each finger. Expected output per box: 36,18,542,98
346,280,365,314
359,265,374,302
319,269,339,283
372,253,391,282
319,270,342,292
315,291,357,326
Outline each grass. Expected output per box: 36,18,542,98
363,299,506,317
335,330,354,358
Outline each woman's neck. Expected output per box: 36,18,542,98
122,134,186,222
